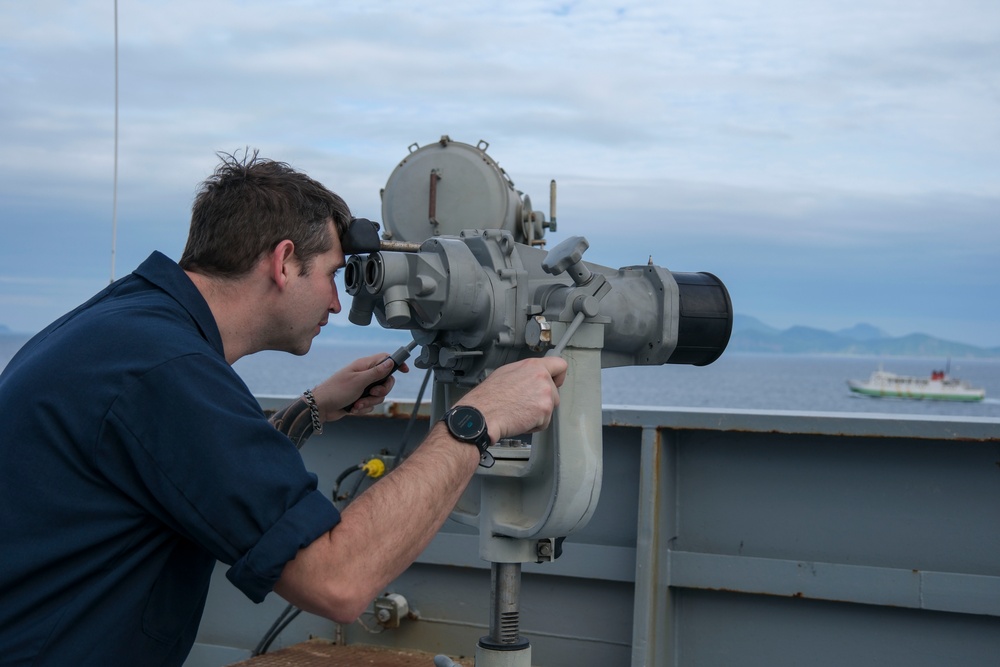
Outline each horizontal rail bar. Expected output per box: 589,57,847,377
669,550,1000,617
255,396,1000,442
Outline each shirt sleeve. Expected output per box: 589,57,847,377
99,351,340,602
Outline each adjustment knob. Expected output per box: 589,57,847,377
541,236,592,285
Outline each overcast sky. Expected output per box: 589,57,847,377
2,0,998,347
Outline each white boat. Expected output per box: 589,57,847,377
847,365,985,402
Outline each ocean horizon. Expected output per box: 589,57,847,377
3,334,998,420
234,340,1000,419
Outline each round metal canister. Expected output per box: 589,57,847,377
381,136,524,243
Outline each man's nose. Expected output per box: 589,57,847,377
329,284,342,314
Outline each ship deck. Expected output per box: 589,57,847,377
228,639,472,666
186,399,1000,667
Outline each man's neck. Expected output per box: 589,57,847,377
185,270,265,364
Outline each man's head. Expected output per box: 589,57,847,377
180,150,351,278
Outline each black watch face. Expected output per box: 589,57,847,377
448,406,485,440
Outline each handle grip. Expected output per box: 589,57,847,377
343,340,418,410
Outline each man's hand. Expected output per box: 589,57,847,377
459,356,568,444
311,352,408,421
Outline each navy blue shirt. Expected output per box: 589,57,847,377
0,252,340,666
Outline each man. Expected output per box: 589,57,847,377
0,152,567,666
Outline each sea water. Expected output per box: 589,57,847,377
3,335,999,419
192,341,1000,419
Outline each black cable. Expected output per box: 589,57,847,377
252,603,296,656
392,367,433,468
332,463,364,502
253,605,303,655
346,467,368,502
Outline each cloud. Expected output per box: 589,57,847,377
0,0,998,346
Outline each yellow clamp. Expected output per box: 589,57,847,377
361,457,387,479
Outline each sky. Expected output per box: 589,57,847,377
1,0,998,347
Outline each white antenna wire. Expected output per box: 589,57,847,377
110,0,119,283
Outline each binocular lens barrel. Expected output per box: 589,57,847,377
670,272,733,366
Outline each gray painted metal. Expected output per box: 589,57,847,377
187,400,1000,667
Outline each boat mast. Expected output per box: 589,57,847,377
110,0,119,284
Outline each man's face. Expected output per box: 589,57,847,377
279,222,345,355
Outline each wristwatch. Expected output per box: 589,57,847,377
441,405,492,460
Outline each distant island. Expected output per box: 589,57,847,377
729,314,1000,358
321,314,1000,359
5,317,998,359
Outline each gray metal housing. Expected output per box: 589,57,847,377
187,402,1000,667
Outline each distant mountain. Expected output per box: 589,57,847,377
3,315,995,359
836,323,888,341
325,315,1000,358
729,315,999,358
732,313,780,336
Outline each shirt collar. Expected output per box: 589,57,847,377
133,251,225,356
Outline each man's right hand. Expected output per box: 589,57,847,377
459,356,568,445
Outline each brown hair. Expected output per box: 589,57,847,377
179,150,351,278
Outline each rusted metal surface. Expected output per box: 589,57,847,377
257,397,431,420
227,640,472,667
379,400,431,420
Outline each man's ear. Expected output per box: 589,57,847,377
269,240,297,289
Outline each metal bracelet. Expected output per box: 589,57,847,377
302,389,323,435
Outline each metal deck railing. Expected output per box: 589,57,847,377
188,401,1000,667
